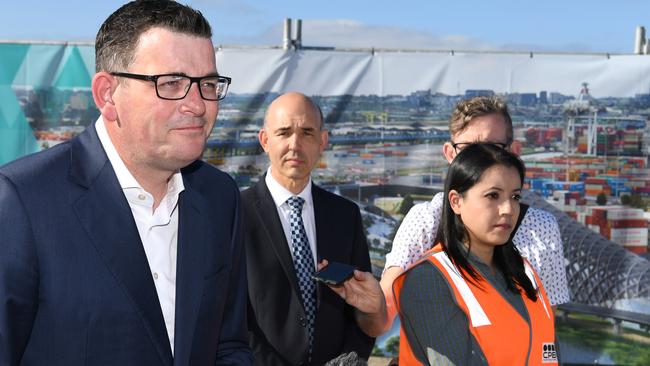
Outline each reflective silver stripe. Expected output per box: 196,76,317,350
432,252,491,327
524,261,551,319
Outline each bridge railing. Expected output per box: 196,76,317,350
558,302,650,333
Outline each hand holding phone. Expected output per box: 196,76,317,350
312,261,356,286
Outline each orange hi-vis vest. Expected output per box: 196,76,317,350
393,247,558,365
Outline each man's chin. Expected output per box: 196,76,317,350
165,148,205,168
281,168,311,181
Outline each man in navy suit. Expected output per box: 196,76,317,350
241,92,387,365
0,1,251,365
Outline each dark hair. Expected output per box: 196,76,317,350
435,143,537,301
95,0,212,72
449,96,513,145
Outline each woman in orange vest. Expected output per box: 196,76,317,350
393,143,557,365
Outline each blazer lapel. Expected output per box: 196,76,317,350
311,183,343,313
311,184,337,264
173,187,207,366
253,179,303,297
70,127,173,366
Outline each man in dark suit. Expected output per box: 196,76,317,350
0,1,251,365
242,92,387,365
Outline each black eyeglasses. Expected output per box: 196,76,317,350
451,141,509,153
110,72,231,101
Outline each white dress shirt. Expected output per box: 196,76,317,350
265,168,318,267
95,117,184,353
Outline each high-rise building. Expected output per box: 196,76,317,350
540,91,548,104
465,89,494,98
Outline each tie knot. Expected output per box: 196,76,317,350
287,196,305,212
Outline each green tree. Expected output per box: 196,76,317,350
630,194,647,210
621,194,631,205
384,335,400,357
371,345,384,357
399,194,415,216
596,192,608,205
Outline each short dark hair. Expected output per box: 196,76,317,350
449,96,513,145
95,0,212,73
435,143,537,301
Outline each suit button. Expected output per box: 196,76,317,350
299,316,306,327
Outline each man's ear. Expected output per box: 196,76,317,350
442,142,456,163
91,71,117,121
319,129,329,154
258,128,269,152
510,140,522,155
449,189,462,214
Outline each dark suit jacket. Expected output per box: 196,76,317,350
0,126,251,366
242,177,374,366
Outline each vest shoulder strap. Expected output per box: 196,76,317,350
431,252,491,327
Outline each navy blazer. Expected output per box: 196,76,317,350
0,126,251,366
242,177,374,366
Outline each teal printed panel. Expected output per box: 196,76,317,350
54,46,92,89
0,43,29,84
0,44,37,165
0,43,98,165
13,44,66,87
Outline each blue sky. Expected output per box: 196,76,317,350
2,0,649,53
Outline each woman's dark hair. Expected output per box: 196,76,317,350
434,143,537,301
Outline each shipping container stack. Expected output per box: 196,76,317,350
607,176,632,197
585,177,609,197
616,130,643,156
578,205,649,254
597,129,617,156
550,189,587,219
583,176,632,198
527,177,548,194
524,127,563,147
577,137,588,154
526,156,649,197
627,178,650,197
540,181,585,198
575,127,617,155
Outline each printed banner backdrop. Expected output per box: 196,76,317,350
219,48,650,97
0,43,95,164
3,42,650,363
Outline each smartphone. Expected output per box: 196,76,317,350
312,261,356,286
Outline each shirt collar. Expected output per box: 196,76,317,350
95,116,185,210
460,244,500,280
265,167,312,208
95,116,141,190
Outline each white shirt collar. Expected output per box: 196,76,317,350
265,167,312,208
94,116,185,211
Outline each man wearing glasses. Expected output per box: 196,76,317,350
0,1,251,365
373,96,570,335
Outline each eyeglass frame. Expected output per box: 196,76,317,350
110,72,232,101
451,141,510,153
